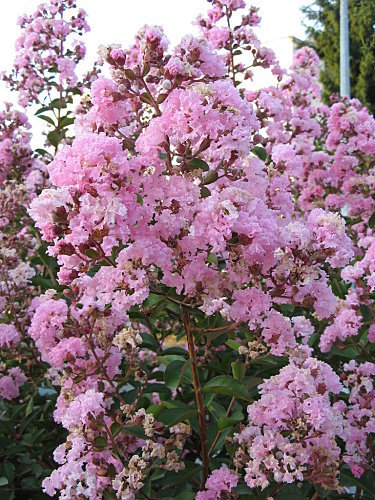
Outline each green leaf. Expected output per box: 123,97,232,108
273,483,313,499
245,377,263,390
37,114,55,126
93,436,107,449
121,426,147,439
140,332,159,351
59,116,75,128
165,359,191,389
251,146,267,161
160,347,189,357
47,130,60,148
143,383,171,394
200,186,211,198
103,490,117,500
50,98,67,110
144,293,165,307
124,68,137,80
157,354,185,366
312,485,330,498
0,477,8,486
208,401,226,419
188,158,209,171
226,339,240,351
231,360,246,382
340,470,374,496
35,106,50,116
110,422,122,436
165,360,184,389
330,346,358,359
205,329,227,342
140,92,151,104
146,403,169,419
158,407,197,427
207,253,218,265
202,170,218,185
217,415,242,431
142,478,152,496
2,463,15,484
202,375,251,402
158,150,167,160
35,148,50,157
157,93,168,104
25,397,34,417
368,213,375,228
136,193,143,206
163,462,200,488
175,491,195,500
31,275,65,292
360,304,372,322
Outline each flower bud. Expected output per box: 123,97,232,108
163,79,172,90
274,471,283,483
110,48,126,67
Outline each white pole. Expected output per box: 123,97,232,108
340,0,350,97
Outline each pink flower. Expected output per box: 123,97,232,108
197,467,238,499
59,389,106,429
0,367,27,400
0,323,20,348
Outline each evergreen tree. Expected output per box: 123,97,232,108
302,0,375,114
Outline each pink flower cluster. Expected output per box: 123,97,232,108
0,367,27,400
0,103,36,185
235,357,344,491
196,466,238,499
4,0,89,106
195,0,283,84
0,103,43,402
340,361,375,477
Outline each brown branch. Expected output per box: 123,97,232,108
150,287,195,309
225,7,236,86
139,76,162,116
208,349,250,456
208,396,236,456
183,308,210,487
34,232,58,286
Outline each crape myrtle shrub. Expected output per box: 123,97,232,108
1,0,375,498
